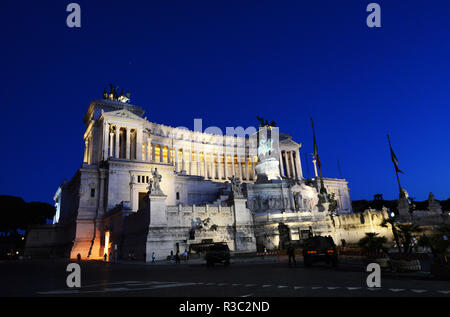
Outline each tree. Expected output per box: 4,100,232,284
358,232,387,255
0,195,55,234
418,224,450,264
395,223,423,255
381,217,423,256
380,217,402,254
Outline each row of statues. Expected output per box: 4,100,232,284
256,116,276,128
103,84,130,103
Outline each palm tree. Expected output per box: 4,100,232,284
381,217,402,254
358,232,387,255
381,218,422,256
396,223,423,255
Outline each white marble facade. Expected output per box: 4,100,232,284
53,99,353,260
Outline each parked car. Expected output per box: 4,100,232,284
205,242,230,267
302,236,338,267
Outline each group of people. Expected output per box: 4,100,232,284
166,250,189,264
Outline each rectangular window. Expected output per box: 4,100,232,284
90,188,95,198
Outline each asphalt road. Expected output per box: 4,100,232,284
1,259,449,297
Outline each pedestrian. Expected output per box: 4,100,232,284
109,252,112,262
170,250,174,261
77,253,81,262
183,249,188,262
104,253,107,262
175,251,180,264
287,243,296,267
152,252,156,263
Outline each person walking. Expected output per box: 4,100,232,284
104,253,107,262
287,244,296,267
175,251,180,264
183,249,188,262
152,252,156,263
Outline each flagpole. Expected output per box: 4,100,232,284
387,134,403,198
310,117,322,179
311,117,325,196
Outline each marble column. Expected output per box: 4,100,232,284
251,158,255,180
238,157,243,181
312,158,318,178
109,132,114,157
245,156,249,180
174,148,179,172
224,155,228,179
279,151,285,177
210,153,214,179
181,148,186,172
126,128,131,160
217,153,222,180
186,149,192,175
103,123,109,160
295,150,303,179
160,145,164,163
285,152,291,178
136,129,143,161
231,156,236,177
115,127,120,158
289,151,296,179
146,137,151,161
197,153,201,176
203,153,208,178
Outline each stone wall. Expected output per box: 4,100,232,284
117,195,256,261
253,209,394,250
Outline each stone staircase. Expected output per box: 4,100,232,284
210,188,232,206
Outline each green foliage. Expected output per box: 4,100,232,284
328,193,338,214
395,223,423,255
381,218,423,255
357,232,387,254
0,195,55,234
418,224,450,264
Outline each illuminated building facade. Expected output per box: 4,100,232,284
46,97,353,260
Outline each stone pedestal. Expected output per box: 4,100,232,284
255,158,281,183
146,194,168,226
232,198,257,252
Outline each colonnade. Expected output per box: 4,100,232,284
279,150,302,180
92,124,302,182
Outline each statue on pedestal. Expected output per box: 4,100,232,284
147,168,164,196
229,176,243,198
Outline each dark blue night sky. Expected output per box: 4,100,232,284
1,0,449,204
